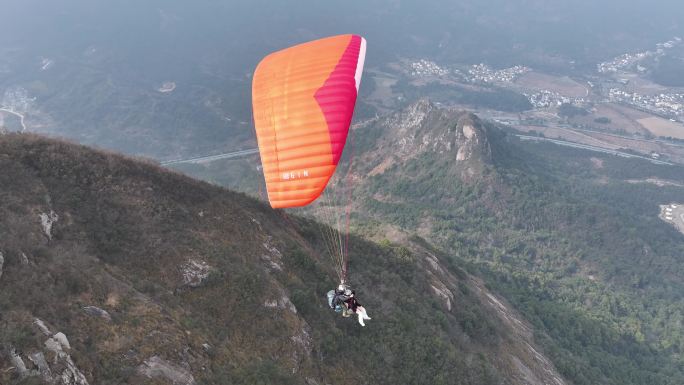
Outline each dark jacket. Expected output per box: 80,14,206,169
345,294,361,313
332,289,349,309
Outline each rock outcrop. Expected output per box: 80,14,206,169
20,252,29,265
39,211,59,241
82,306,112,321
180,259,212,288
137,356,195,385
7,327,89,385
360,100,492,180
9,348,28,378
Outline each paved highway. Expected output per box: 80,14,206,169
516,135,674,165
161,148,259,166
0,108,27,131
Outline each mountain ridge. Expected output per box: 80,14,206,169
355,99,492,181
0,132,569,384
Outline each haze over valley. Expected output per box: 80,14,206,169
1,2,684,385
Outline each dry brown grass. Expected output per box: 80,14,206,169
638,117,684,139
516,72,588,97
571,103,649,135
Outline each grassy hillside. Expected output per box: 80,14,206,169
0,133,568,385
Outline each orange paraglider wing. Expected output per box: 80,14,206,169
252,34,366,208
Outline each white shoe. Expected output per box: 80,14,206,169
357,307,371,325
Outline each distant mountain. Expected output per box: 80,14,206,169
355,99,492,180
0,133,570,385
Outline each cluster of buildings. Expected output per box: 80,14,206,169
408,59,449,77
663,204,679,222
597,51,652,74
525,90,585,109
466,64,530,83
407,60,531,85
402,50,684,124
608,88,684,119
1,87,34,113
597,37,682,74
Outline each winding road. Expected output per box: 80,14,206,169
0,108,27,131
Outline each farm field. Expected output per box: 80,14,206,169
638,116,684,139
515,72,588,97
570,103,650,135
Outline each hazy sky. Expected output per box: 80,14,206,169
1,0,682,70
1,0,682,157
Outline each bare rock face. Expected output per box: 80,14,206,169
180,259,212,288
10,324,89,385
261,236,284,271
423,253,455,311
39,210,59,241
53,333,71,351
364,100,492,179
28,352,52,381
456,125,476,160
56,355,89,385
412,240,568,385
41,331,89,385
34,318,51,336
0,251,4,280
137,356,195,385
264,291,297,314
453,114,492,178
82,306,112,321
430,279,454,311
454,115,491,162
386,99,433,140
9,348,29,378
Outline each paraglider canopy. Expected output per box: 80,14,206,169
252,34,367,209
